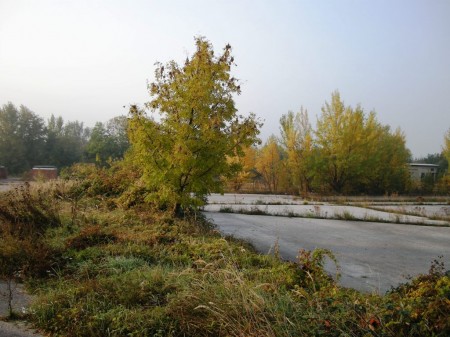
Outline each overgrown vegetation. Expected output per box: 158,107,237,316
0,170,448,336
1,37,449,336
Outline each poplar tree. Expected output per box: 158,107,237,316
314,91,410,194
279,108,313,195
128,37,261,214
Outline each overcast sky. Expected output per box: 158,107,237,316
1,0,449,158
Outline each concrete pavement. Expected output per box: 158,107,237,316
204,212,450,293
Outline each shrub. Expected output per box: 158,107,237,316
0,182,61,237
382,259,450,336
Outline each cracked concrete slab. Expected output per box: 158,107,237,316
204,212,450,294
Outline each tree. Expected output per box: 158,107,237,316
226,146,258,192
0,103,24,173
255,136,286,193
0,103,46,174
279,108,313,195
128,37,261,214
313,91,410,194
106,116,129,158
365,126,410,194
438,129,450,193
18,105,46,168
86,116,129,164
314,91,368,193
45,116,90,168
444,129,450,170
86,122,112,163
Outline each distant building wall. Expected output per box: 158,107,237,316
0,166,7,179
408,163,439,181
31,166,58,180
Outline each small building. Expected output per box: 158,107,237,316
408,163,439,181
0,166,7,179
31,166,58,180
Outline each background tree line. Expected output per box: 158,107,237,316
2,93,449,195
227,91,450,196
0,102,129,175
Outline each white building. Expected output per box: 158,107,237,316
408,163,439,181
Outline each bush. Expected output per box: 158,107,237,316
0,182,61,237
382,259,450,336
61,161,146,208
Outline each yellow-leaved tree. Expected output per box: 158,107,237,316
441,129,450,192
255,136,286,193
128,37,261,215
279,108,313,195
313,91,410,194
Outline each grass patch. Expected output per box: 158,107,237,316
335,210,358,221
1,178,449,336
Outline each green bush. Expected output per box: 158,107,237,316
382,259,450,336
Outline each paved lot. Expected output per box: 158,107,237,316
0,282,33,318
204,212,450,294
0,179,23,193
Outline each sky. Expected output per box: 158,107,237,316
0,0,449,158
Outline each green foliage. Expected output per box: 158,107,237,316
61,160,145,208
382,259,450,336
45,115,90,169
295,248,340,290
0,103,46,174
0,102,131,175
128,37,261,214
85,116,130,165
0,173,446,336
